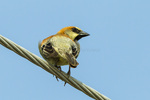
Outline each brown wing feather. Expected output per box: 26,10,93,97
39,41,58,59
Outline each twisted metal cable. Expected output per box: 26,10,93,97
0,35,110,100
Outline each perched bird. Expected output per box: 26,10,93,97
39,26,89,79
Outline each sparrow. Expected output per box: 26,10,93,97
39,26,89,81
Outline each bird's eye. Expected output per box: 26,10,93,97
72,28,81,33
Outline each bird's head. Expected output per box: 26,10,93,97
57,26,89,41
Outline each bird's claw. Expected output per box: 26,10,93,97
54,65,62,81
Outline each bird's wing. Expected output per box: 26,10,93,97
74,41,80,58
38,41,58,59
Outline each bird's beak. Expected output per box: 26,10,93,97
75,31,90,40
79,31,90,37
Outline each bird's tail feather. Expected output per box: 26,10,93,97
65,52,79,68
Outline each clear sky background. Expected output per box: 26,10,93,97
0,0,150,100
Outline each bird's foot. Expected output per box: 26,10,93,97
64,66,71,86
54,65,62,81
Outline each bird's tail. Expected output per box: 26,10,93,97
65,52,79,68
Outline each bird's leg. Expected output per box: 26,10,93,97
67,66,71,76
64,66,71,86
54,65,62,81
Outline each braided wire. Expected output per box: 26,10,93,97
0,35,110,100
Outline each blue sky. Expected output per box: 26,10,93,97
0,0,150,100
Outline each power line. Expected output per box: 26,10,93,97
0,35,110,100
